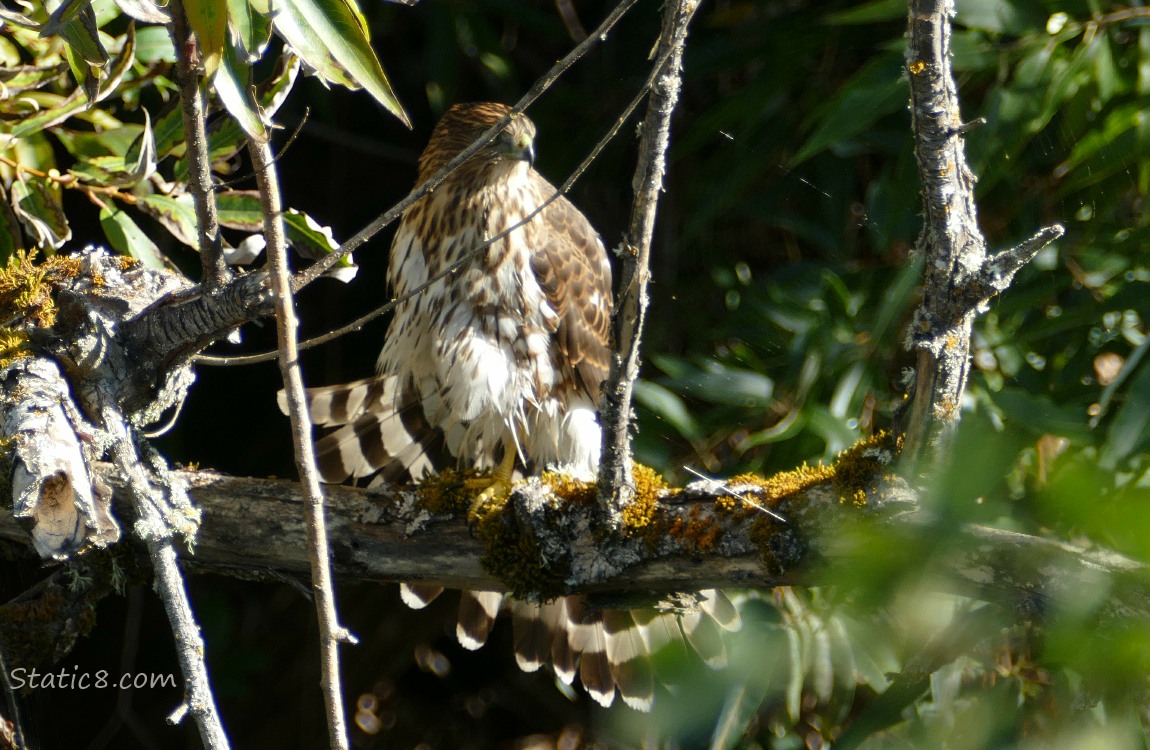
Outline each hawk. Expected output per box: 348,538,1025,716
291,102,739,710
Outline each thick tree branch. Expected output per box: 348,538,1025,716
901,0,1062,471
250,139,353,750
599,0,698,518
5,469,1147,625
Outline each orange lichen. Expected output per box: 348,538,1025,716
666,503,722,554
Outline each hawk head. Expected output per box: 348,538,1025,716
417,102,536,182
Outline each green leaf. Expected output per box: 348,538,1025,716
184,0,227,79
10,178,71,250
214,40,266,140
634,379,703,444
99,204,166,269
283,207,339,256
68,71,99,104
43,0,109,68
137,193,199,247
123,107,156,180
216,190,262,231
824,0,904,25
54,124,144,159
227,0,271,60
271,0,409,126
112,0,170,23
0,64,69,95
789,51,906,167
986,387,1091,443
135,24,176,62
1100,359,1150,469
954,0,1046,35
0,184,25,262
283,208,357,281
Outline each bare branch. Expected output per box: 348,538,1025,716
249,139,353,750
900,0,1060,471
168,0,230,288
599,0,699,517
102,412,230,749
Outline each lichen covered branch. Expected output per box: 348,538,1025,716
901,0,1062,470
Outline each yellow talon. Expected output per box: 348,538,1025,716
466,436,518,523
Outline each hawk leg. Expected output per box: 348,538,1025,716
466,433,517,522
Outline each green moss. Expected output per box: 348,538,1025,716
413,467,481,515
471,487,567,601
0,249,82,330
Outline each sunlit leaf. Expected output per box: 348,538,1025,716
634,379,703,444
216,189,262,231
271,0,409,126
43,0,109,68
0,64,69,96
124,108,156,181
227,0,271,60
214,41,266,140
112,0,170,23
135,24,176,62
10,178,71,250
137,193,199,247
184,0,227,79
99,204,166,269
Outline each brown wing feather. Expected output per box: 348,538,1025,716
528,174,613,403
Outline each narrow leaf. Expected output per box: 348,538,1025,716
47,0,110,74
99,205,166,269
214,41,266,140
184,0,227,79
216,190,262,231
272,0,409,125
10,178,71,250
137,193,199,247
227,0,271,60
112,0,170,23
124,108,157,180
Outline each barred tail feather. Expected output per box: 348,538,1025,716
277,375,395,427
399,583,444,610
605,610,654,712
456,590,505,650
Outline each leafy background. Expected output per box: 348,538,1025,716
1,0,1149,747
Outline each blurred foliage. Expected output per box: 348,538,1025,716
3,0,1150,747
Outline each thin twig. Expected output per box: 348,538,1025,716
103,411,230,749
168,0,230,289
598,0,699,517
249,138,355,750
292,0,641,290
